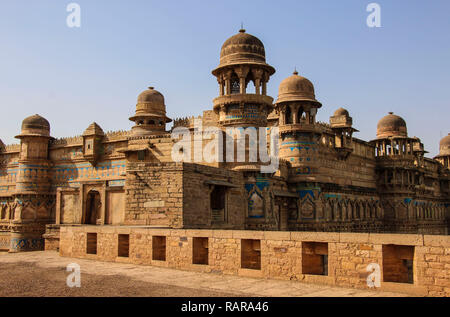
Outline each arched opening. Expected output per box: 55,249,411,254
210,186,226,222
347,202,353,219
355,202,361,219
84,190,101,225
322,201,330,221
285,106,292,124
230,73,240,94
245,72,256,94
0,204,6,219
297,107,304,124
335,203,342,221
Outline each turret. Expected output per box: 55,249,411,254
435,133,450,169
275,70,322,182
15,114,52,195
212,28,275,172
129,87,172,137
329,107,358,159
82,122,104,166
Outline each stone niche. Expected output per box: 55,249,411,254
382,244,414,284
302,242,329,275
60,191,80,224
152,236,166,261
193,237,209,265
86,233,97,255
118,234,130,257
241,239,261,270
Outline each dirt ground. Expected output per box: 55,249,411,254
0,261,237,297
0,251,410,297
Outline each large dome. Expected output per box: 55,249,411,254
439,133,450,156
17,114,50,138
130,87,171,123
220,29,266,65
276,71,321,106
376,112,407,138
213,29,275,75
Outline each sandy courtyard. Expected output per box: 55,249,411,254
0,251,409,297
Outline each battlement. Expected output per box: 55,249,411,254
50,135,83,146
172,115,202,129
104,130,131,142
4,144,20,152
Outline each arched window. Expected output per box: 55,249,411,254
0,204,6,219
285,106,292,124
211,186,226,222
355,202,361,219
230,73,240,94
335,203,342,221
84,190,101,225
297,107,303,124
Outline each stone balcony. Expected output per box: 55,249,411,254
213,94,273,109
279,123,322,135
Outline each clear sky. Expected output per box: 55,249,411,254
0,0,449,156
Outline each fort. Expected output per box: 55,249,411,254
0,28,449,295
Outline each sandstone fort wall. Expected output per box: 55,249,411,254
59,225,450,296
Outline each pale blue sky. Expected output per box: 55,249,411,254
0,0,449,156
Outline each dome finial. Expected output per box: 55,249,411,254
239,22,245,33
148,86,154,90
293,67,298,75
388,111,393,114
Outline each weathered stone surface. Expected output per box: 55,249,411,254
59,226,450,296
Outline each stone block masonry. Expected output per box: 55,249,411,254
59,225,450,296
125,162,184,227
125,162,246,229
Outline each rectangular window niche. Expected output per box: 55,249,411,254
302,242,328,276
152,236,166,261
382,244,414,284
86,233,97,255
193,237,209,265
118,234,129,258
241,239,261,270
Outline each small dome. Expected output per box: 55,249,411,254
376,112,407,138
334,107,349,117
137,86,165,105
131,87,171,123
439,133,450,156
276,71,321,106
330,107,354,128
17,114,50,137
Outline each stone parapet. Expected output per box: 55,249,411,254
59,225,450,296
